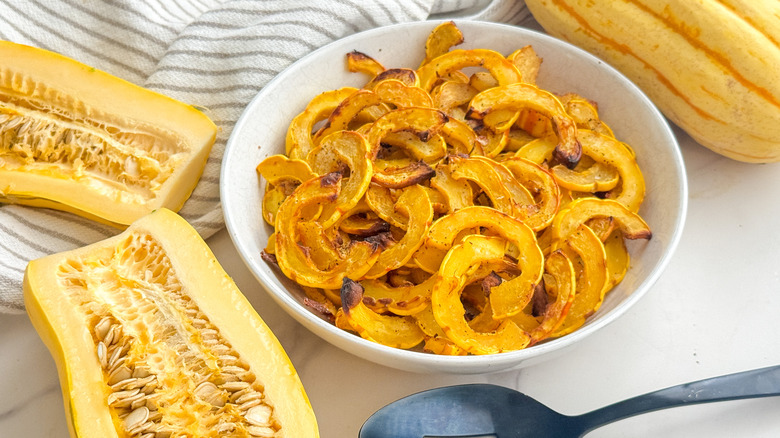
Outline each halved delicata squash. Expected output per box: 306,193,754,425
0,41,217,227
23,208,319,438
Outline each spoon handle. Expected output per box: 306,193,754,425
576,364,780,435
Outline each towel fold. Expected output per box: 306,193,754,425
0,0,534,313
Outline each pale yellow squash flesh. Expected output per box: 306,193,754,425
23,209,319,438
0,41,217,226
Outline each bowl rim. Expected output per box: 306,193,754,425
220,19,688,373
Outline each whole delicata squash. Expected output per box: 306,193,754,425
525,0,780,163
23,209,319,438
0,41,217,226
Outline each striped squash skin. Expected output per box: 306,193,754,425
525,0,780,163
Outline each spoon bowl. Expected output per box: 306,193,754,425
359,365,780,438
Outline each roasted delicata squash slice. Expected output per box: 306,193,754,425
449,154,536,221
525,250,577,344
362,68,420,91
23,208,318,438
559,93,614,137
551,197,652,243
553,224,609,336
339,278,425,349
312,90,386,145
372,79,433,108
429,161,474,212
346,50,386,77
501,156,561,231
306,130,373,227
256,155,317,226
432,235,531,354
371,159,436,189
275,173,380,288
363,185,434,279
0,41,217,227
508,45,543,86
416,49,522,92
574,129,646,212
432,81,478,118
467,82,582,169
440,117,482,155
365,183,409,230
552,159,620,193
420,21,464,67
256,155,316,186
360,275,435,316
286,87,358,159
421,206,544,319
364,107,449,157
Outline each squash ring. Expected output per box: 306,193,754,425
432,235,531,355
274,173,381,288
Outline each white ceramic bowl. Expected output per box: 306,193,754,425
221,20,687,374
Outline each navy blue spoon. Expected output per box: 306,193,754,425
360,365,780,437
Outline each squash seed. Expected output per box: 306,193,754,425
107,365,132,385
236,390,263,405
124,406,149,431
239,398,263,411
245,404,273,426
109,377,137,391
95,317,112,341
222,381,250,392
247,425,276,437
96,341,108,369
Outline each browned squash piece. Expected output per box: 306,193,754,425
0,41,217,227
23,208,319,438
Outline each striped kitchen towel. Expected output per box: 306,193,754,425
0,0,535,313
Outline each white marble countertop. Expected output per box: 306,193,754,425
2,125,780,437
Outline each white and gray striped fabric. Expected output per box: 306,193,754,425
0,0,534,313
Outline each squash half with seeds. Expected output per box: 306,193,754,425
23,208,319,438
0,41,217,226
